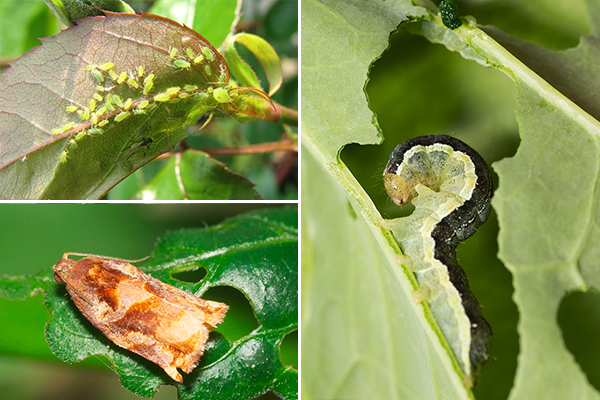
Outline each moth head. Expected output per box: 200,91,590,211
53,254,75,284
383,172,413,206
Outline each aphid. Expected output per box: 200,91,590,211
109,70,118,81
137,100,150,109
98,120,109,127
114,111,131,122
184,84,198,92
193,92,208,102
169,47,178,58
143,80,154,95
68,139,79,150
75,131,87,141
88,127,104,135
166,87,181,96
89,99,97,112
62,122,76,131
174,59,191,69
212,88,232,103
79,108,90,121
186,48,195,60
202,47,215,61
96,85,105,92
143,74,155,85
90,113,98,125
117,72,128,84
59,150,69,164
51,128,63,135
65,105,78,113
133,109,146,115
93,93,103,102
127,78,140,89
91,69,105,83
193,55,204,64
154,93,171,102
98,62,115,71
96,106,107,116
123,98,133,111
178,93,190,99
86,64,97,71
204,65,212,76
112,95,124,108
137,65,145,78
105,102,115,112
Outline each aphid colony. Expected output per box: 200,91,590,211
52,44,230,164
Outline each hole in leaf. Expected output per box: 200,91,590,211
171,266,207,283
280,330,298,369
558,290,600,391
203,286,258,341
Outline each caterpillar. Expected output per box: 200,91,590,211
382,134,492,385
439,0,462,30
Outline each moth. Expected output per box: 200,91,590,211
53,253,229,382
382,134,492,386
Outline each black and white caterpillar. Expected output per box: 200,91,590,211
382,134,492,384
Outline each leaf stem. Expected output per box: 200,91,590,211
275,103,298,126
155,139,298,160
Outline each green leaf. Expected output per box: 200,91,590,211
303,0,600,399
148,0,241,48
224,33,283,96
0,12,233,199
131,150,261,200
0,208,298,400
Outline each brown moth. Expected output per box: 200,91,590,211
53,253,229,382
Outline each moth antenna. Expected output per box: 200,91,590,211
63,252,150,263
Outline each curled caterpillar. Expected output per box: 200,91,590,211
382,134,492,385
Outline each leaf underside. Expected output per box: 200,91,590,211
0,12,229,199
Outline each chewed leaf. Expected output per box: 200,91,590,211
0,12,230,199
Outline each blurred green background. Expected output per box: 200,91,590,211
341,0,597,398
0,203,297,400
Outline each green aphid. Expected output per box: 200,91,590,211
204,64,212,76
193,92,208,101
91,69,105,83
193,55,204,64
123,98,133,111
91,113,98,125
86,64,97,71
75,131,87,141
51,128,63,135
174,59,191,69
137,65,145,77
59,150,69,164
96,106,107,116
61,122,76,131
96,85,105,92
89,99,97,112
98,120,109,127
79,108,91,121
109,70,118,81
144,74,155,85
154,93,171,102
212,87,232,103
93,93,103,102
117,72,127,84
166,87,180,96
184,84,198,92
143,80,154,95
186,48,195,60
105,102,115,112
127,77,140,89
137,100,150,109
99,62,115,71
68,139,79,150
178,92,190,99
202,47,215,61
114,111,131,122
133,109,146,115
65,105,78,113
169,47,178,58
89,127,104,135
112,94,124,108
